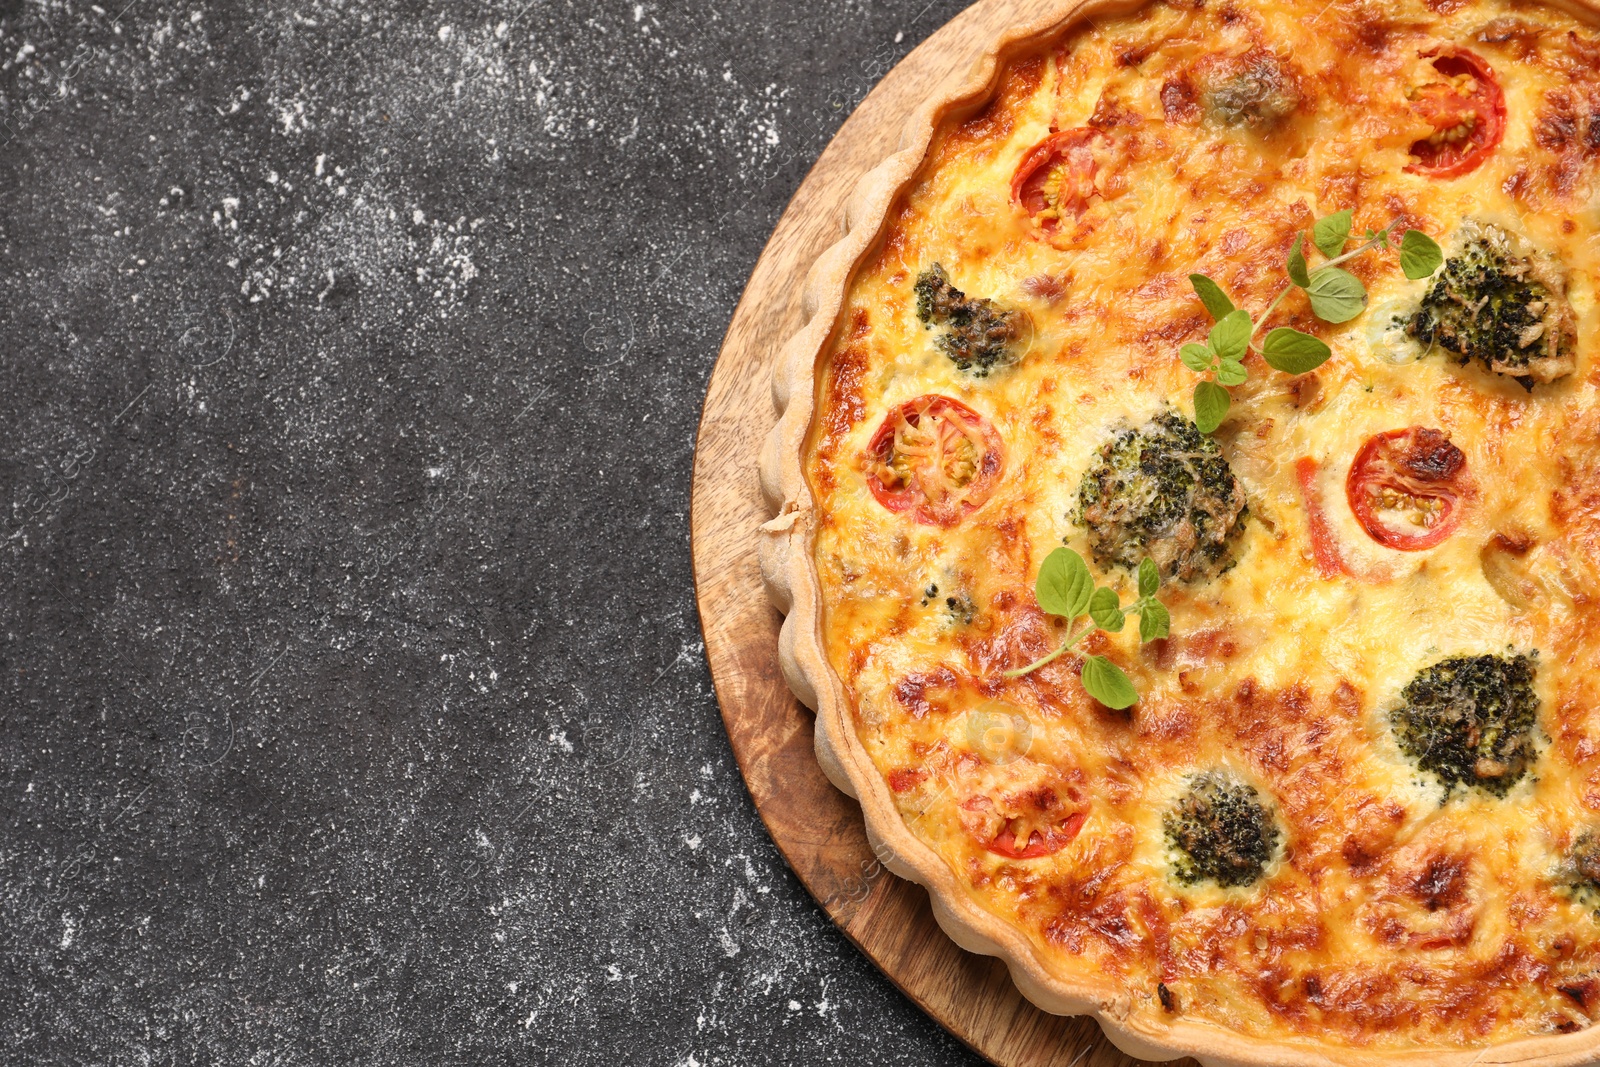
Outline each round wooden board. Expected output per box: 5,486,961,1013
690,3,1195,1065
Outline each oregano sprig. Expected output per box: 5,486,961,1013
1181,212,1444,433
1004,548,1170,709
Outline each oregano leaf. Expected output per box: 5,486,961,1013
1305,267,1367,323
1139,600,1171,643
1209,308,1252,362
1137,558,1159,599
1081,656,1138,709
1313,209,1353,259
1261,327,1333,375
1193,379,1230,434
1400,229,1444,280
1035,547,1093,619
1089,587,1125,632
1188,273,1235,321
1179,343,1214,373
1286,235,1310,288
1216,358,1248,386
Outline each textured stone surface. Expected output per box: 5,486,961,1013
0,0,983,1063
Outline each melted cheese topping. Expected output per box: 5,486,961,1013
804,0,1600,1050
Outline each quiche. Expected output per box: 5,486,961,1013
757,0,1600,1062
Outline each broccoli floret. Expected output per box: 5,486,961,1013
1576,836,1600,884
1199,51,1301,129
942,594,975,626
914,264,1024,377
1074,412,1247,583
1164,772,1280,888
1407,222,1576,388
1562,833,1600,913
917,582,975,626
1390,652,1539,796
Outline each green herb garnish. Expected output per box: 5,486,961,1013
1004,549,1169,707
1181,214,1443,432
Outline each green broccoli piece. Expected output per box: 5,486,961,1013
1199,51,1301,129
917,581,976,627
1561,832,1600,916
914,264,1024,377
1390,652,1539,796
1164,772,1280,888
1407,222,1576,389
1075,412,1247,583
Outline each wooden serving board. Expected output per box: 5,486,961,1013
690,3,1195,1064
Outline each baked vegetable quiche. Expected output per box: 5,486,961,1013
760,0,1600,1061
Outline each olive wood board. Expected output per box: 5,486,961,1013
689,1,1193,1063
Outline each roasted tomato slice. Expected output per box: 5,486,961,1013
960,794,1086,859
1296,457,1348,579
863,395,1003,526
1346,427,1471,551
1403,49,1506,178
1011,127,1118,235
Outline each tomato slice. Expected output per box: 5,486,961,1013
1403,49,1506,178
1346,428,1471,551
863,395,1004,527
960,795,1086,859
1010,128,1113,235
1296,457,1349,580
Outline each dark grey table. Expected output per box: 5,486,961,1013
0,0,988,1063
